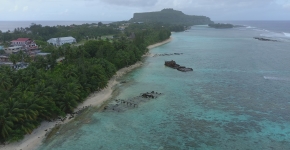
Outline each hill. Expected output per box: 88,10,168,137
129,8,213,25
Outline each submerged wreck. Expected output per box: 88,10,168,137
103,91,162,112
165,60,193,72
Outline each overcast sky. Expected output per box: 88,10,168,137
0,0,289,21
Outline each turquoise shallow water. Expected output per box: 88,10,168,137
39,25,290,150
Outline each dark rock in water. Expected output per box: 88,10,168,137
120,81,127,84
142,93,155,98
254,37,277,42
165,60,179,68
165,60,193,72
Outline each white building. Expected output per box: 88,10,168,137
47,37,76,46
4,46,24,54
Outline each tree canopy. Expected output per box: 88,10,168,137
0,22,171,143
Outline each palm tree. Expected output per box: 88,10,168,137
9,54,19,66
23,54,32,63
20,92,42,121
12,82,31,96
63,65,78,78
33,80,53,101
0,71,13,101
0,104,18,142
0,73,12,91
17,50,25,63
57,81,81,113
0,107,14,142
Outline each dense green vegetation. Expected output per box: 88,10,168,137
0,23,171,143
130,8,213,26
0,22,118,44
208,23,234,29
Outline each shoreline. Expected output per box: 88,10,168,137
0,37,172,150
147,37,172,50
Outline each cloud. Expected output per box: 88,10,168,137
0,0,289,21
60,9,69,15
99,0,158,7
9,5,19,12
283,3,290,9
23,6,29,11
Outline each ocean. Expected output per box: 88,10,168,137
0,21,113,32
36,21,290,150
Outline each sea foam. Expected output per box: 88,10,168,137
283,32,290,37
246,26,255,29
264,76,290,81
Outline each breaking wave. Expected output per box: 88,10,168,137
264,76,290,81
283,32,290,37
236,24,290,41
246,26,255,29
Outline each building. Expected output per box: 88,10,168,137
0,55,9,62
118,24,129,30
36,52,50,57
0,62,13,67
10,38,38,50
4,46,24,54
47,37,76,46
0,46,3,50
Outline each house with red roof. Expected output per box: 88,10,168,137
10,38,38,51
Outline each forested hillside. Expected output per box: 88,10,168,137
130,8,213,26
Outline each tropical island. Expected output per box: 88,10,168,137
130,8,213,25
0,9,213,149
130,8,214,32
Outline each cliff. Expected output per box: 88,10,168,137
130,8,213,25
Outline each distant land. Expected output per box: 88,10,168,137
208,23,234,29
130,8,214,25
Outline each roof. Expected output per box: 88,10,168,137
11,38,31,42
36,53,51,56
17,38,31,41
0,55,9,58
47,37,76,43
6,46,23,49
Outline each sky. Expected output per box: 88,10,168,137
0,0,289,21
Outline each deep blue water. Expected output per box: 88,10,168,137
218,20,290,33
218,21,290,42
38,24,290,150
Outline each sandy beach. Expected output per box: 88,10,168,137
0,37,172,150
147,37,172,50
